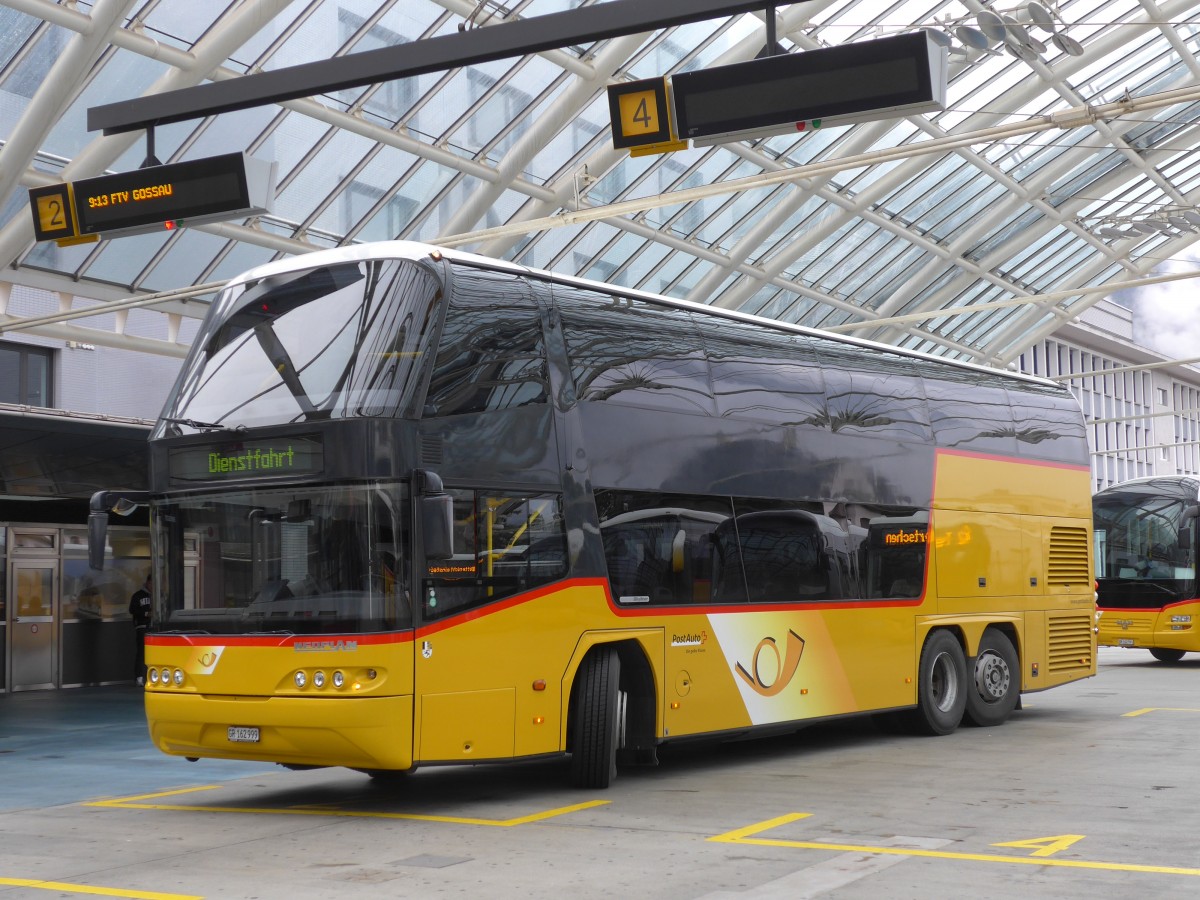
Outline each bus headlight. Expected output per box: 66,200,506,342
332,671,344,688
148,668,158,685
313,671,326,688
294,670,307,688
173,669,184,686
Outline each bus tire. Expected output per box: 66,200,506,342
1150,648,1186,663
964,628,1019,727
570,647,622,789
910,630,966,736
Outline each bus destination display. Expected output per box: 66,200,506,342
168,435,324,484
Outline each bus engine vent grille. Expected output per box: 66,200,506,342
420,434,444,465
1047,612,1094,673
1048,526,1090,586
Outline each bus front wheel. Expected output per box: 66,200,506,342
910,630,967,736
964,628,1019,727
570,647,622,789
1150,648,1186,663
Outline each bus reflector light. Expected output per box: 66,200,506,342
800,688,808,695
533,716,544,724
670,701,680,709
532,679,546,691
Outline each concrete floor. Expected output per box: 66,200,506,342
2,646,1199,899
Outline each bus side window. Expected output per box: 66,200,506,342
597,491,732,605
423,489,567,621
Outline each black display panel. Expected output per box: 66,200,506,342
672,32,942,141
72,153,251,235
167,435,324,484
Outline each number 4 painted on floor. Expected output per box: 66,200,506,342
993,834,1086,857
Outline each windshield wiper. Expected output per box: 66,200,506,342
162,416,246,434
155,629,213,635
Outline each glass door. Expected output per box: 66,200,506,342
10,562,57,690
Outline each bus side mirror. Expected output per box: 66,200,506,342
422,494,454,560
1181,508,1200,550
87,490,150,570
415,469,454,561
88,508,109,571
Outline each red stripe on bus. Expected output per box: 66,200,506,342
1099,599,1200,613
146,632,413,648
935,447,1091,471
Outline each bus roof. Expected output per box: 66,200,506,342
225,240,1063,392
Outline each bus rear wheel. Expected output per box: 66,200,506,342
1150,648,1186,663
909,630,966,736
570,647,623,789
964,628,1019,727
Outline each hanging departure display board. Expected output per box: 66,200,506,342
28,152,275,243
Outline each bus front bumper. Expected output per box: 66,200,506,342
145,692,414,771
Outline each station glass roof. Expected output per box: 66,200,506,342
2,0,1200,368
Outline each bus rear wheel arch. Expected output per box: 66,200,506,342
909,628,967,736
963,627,1020,727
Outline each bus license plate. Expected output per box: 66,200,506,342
1118,639,1135,647
227,726,260,743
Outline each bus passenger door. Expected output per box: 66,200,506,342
413,482,574,764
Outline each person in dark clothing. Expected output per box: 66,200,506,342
129,574,153,685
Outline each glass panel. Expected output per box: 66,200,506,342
423,489,567,621
1095,480,1198,609
13,531,55,550
155,483,410,634
425,268,547,416
700,319,827,427
596,490,734,606
809,339,932,441
164,258,443,432
15,566,52,617
63,557,146,621
729,498,862,602
556,288,715,416
0,344,19,403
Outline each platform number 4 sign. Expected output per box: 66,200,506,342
607,77,680,153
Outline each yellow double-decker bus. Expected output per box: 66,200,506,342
90,241,1095,788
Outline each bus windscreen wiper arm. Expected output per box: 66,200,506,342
162,416,246,433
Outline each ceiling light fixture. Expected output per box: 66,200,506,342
919,2,1083,64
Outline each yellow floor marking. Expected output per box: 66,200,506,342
710,815,1200,876
1123,707,1200,717
0,876,201,899
993,835,1086,857
86,786,608,826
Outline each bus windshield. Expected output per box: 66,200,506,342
159,259,443,434
1094,493,1196,605
154,483,410,635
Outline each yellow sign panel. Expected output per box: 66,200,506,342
607,77,679,152
28,183,77,242
619,89,662,136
